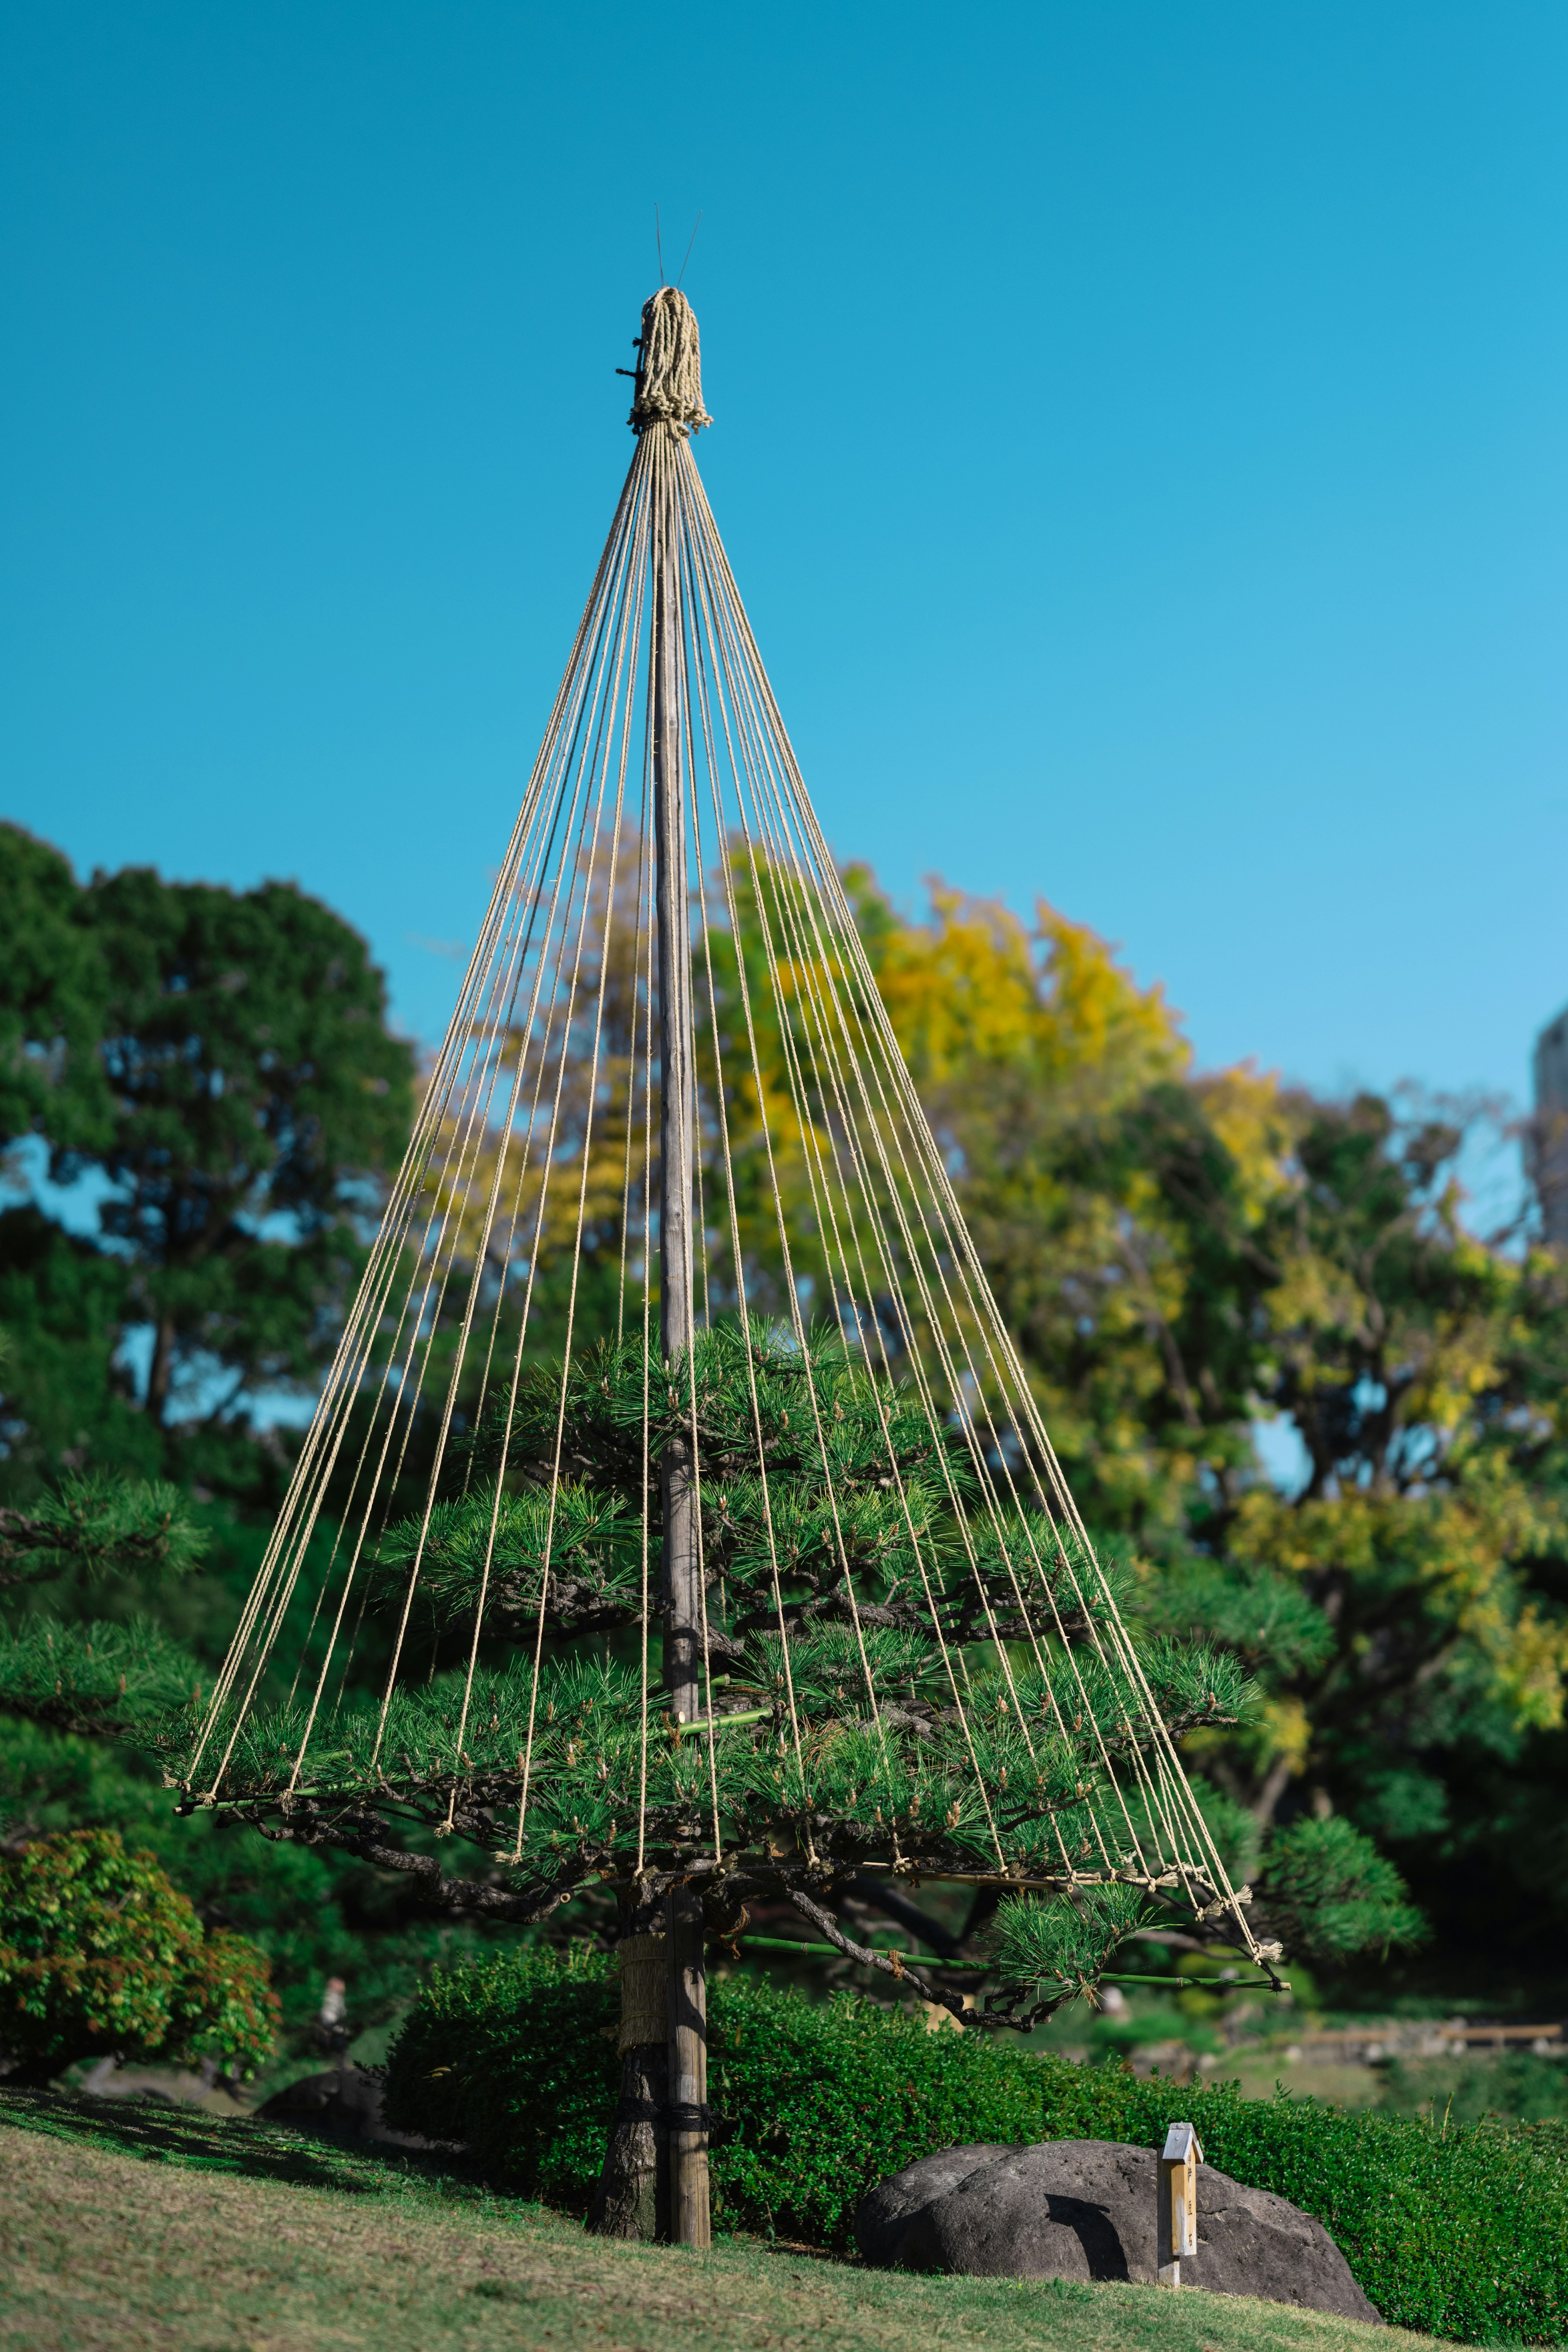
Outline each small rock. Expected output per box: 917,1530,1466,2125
258,2063,439,2150
855,2138,1380,2325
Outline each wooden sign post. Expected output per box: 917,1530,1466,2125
1157,2121,1203,2287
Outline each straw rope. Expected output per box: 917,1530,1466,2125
631,288,711,436
617,1933,667,2050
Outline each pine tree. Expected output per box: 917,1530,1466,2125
170,287,1417,2251
0,827,415,1503
183,1321,1286,2229
205,1321,1256,1984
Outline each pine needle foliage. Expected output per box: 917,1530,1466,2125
0,1617,206,1740
1245,1816,1427,1962
0,1474,207,1590
194,1325,1257,2017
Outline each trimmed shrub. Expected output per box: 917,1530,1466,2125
0,1828,278,2082
383,1942,619,2206
1381,2049,1568,2126
383,1947,1568,2346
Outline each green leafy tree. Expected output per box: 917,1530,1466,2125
0,824,113,1156
0,1828,277,2085
1196,1097,1568,1957
839,873,1566,1972
0,834,415,1500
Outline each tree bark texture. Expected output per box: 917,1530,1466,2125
587,2038,669,2240
587,1927,670,2241
666,1880,710,2248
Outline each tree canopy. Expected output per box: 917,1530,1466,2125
0,825,115,1157
0,826,415,1499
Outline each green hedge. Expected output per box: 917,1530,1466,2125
383,1948,1568,2346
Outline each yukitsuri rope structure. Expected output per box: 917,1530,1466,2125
177,288,1277,2247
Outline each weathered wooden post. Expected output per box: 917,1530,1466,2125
1156,2120,1202,2287
650,365,710,2255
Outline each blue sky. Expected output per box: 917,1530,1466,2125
4,2,1566,1123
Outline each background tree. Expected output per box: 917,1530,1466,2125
0,828,452,2065
0,824,114,1160
0,832,415,1503
843,872,1568,1980
1194,1096,1568,1961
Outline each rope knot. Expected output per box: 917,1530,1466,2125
630,288,712,437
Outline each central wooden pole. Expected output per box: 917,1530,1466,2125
652,429,710,2252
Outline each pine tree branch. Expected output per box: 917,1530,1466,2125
0,1481,207,1588
784,1886,972,2023
243,1808,592,1924
845,1871,964,1957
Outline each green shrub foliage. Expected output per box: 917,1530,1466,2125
384,1947,1568,2347
0,1828,278,2082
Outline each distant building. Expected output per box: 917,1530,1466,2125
1533,1007,1568,1245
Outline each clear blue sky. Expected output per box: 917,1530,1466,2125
4,2,1566,1116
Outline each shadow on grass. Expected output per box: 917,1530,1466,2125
0,2086,499,2204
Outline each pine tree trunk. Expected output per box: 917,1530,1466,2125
587,2050,669,2237
587,1931,670,2240
146,1313,176,1423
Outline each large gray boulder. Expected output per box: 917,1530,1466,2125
854,2139,1380,2325
853,2145,1017,2267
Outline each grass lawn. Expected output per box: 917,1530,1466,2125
0,2091,1450,2352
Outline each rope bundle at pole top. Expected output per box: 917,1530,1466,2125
631,287,712,436
183,290,1272,2016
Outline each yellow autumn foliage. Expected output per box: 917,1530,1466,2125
410,849,1568,1827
